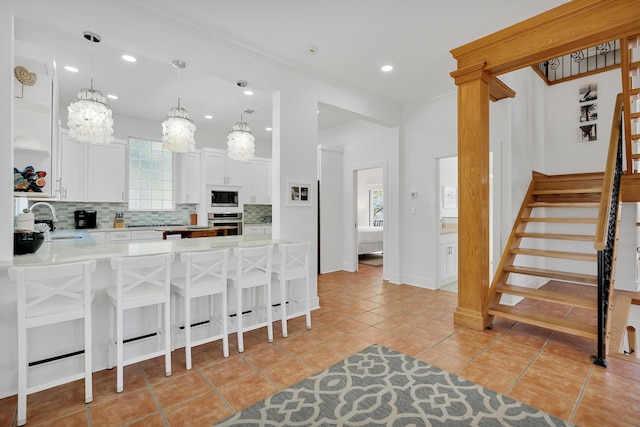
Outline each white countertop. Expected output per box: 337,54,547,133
4,231,285,269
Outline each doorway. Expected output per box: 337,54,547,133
437,154,494,292
356,168,384,269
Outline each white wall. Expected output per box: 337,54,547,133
402,93,457,288
318,146,344,273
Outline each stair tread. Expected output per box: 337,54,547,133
496,283,597,309
532,188,601,195
488,304,597,340
521,217,597,223
503,265,598,284
510,248,597,261
527,202,599,208
515,232,595,241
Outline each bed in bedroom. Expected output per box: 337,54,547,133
358,226,383,255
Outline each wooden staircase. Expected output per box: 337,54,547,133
488,172,610,341
488,94,625,366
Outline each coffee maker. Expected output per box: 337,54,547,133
74,210,97,229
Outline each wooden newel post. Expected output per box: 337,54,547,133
450,64,492,331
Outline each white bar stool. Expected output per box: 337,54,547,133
9,260,97,427
171,249,230,370
271,242,312,337
227,245,273,353
107,253,174,393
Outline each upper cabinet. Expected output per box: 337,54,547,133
175,151,201,204
202,148,247,187
13,41,58,198
87,142,126,202
245,158,272,204
59,130,126,203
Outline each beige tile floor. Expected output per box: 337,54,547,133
1,264,639,426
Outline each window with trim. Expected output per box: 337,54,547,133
370,188,383,226
128,137,174,210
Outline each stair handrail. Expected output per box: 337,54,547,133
594,93,624,251
593,93,624,367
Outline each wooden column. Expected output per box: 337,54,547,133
451,64,492,331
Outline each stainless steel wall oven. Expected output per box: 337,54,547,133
207,212,243,235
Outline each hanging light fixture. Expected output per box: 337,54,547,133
67,31,114,144
161,60,196,152
227,81,256,162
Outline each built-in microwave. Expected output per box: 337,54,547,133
211,189,239,207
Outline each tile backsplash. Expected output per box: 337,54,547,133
26,201,197,230
244,204,272,223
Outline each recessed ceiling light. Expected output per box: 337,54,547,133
205,115,213,119
64,65,79,73
381,65,394,72
266,127,272,131
305,45,319,54
243,89,254,96
121,54,137,63
107,94,118,100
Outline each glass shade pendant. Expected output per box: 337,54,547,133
161,60,196,152
227,119,255,162
162,102,196,153
67,31,114,144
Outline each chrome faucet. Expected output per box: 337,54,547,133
29,202,58,223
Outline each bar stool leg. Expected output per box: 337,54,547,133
116,306,124,393
305,275,312,330
163,300,171,377
84,308,93,403
266,284,273,343
236,285,244,353
185,292,192,370
107,303,114,369
17,316,27,426
280,277,288,338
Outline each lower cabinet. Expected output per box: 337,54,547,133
439,233,458,286
108,231,132,242
244,225,272,235
88,230,164,243
88,231,106,244
131,230,163,241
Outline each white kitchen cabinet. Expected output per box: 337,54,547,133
243,224,272,235
203,149,246,186
87,141,126,202
131,230,163,241
107,230,132,242
243,225,265,235
245,159,271,204
176,151,201,203
59,130,126,202
58,131,85,201
88,231,106,244
439,233,458,286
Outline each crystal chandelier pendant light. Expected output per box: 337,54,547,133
67,31,114,144
227,117,256,162
161,60,196,152
227,80,256,162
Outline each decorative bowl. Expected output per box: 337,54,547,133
14,229,44,255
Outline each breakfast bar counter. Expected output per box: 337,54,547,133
2,232,284,269
0,233,300,399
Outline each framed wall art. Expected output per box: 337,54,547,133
286,180,312,206
578,82,598,142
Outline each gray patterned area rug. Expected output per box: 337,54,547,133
214,344,573,427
